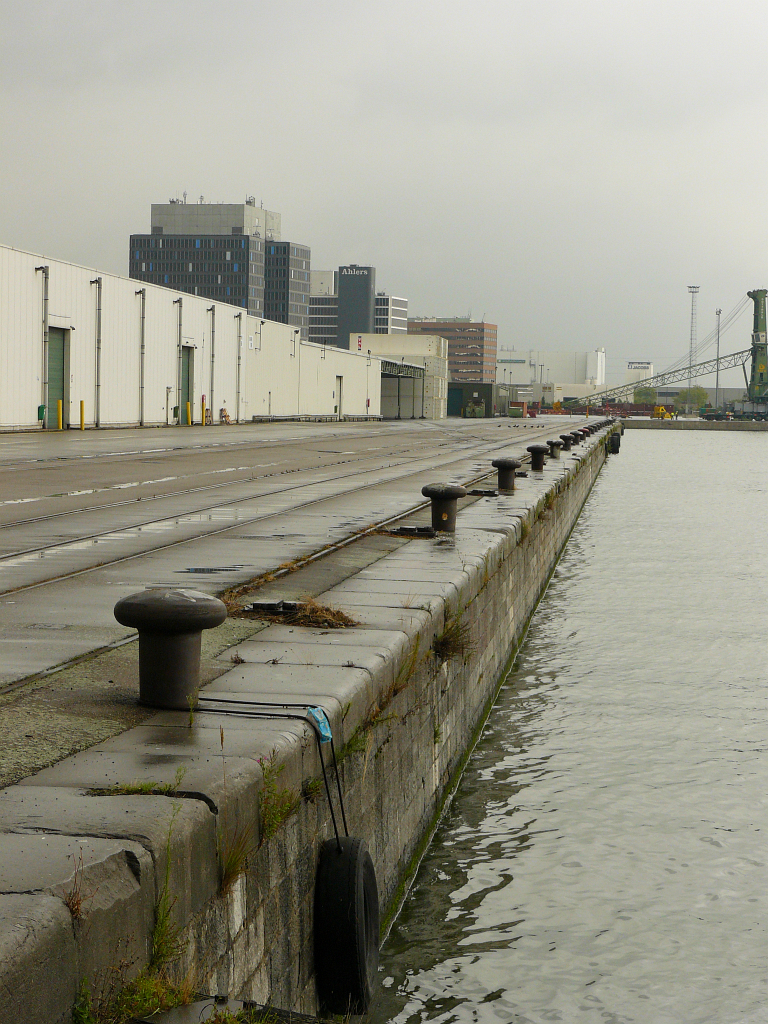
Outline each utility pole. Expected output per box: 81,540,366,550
687,286,699,414
715,308,722,410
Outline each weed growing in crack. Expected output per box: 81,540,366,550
63,848,95,921
71,813,191,1024
151,806,183,971
336,727,369,764
257,748,299,845
301,776,324,803
217,728,256,896
87,766,187,798
393,642,420,696
433,617,476,662
72,966,195,1024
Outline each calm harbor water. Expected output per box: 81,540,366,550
374,429,768,1024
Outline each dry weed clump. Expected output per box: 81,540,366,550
232,597,357,629
285,598,356,629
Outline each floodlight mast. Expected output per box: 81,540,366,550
687,286,699,414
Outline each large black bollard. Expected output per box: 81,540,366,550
491,457,522,493
526,443,550,472
609,432,621,453
559,433,573,451
421,482,467,533
114,587,227,709
546,439,563,459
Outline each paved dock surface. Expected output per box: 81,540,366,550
0,416,586,786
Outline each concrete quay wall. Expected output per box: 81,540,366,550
624,418,768,431
0,426,614,1023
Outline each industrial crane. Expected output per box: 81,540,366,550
564,289,768,410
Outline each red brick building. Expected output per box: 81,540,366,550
408,318,497,382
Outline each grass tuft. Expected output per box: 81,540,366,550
336,727,368,764
151,806,183,971
73,969,194,1024
301,776,324,803
433,617,476,662
257,749,300,844
87,766,187,799
219,818,256,897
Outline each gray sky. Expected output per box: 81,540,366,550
3,0,766,386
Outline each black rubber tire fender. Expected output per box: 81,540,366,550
314,836,380,1013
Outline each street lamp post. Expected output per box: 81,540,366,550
715,308,722,410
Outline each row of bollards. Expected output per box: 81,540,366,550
421,419,616,525
115,420,619,710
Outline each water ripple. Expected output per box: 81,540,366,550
375,431,768,1024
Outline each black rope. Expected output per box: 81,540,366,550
195,695,349,851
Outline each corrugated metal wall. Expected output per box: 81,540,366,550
0,244,379,429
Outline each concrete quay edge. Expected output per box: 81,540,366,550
0,423,618,1022
623,417,768,430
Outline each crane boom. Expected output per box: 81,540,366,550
564,349,752,407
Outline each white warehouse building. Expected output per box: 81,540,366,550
496,346,606,404
0,244,381,430
355,333,448,420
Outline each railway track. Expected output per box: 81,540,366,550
0,418,584,685
0,422,558,589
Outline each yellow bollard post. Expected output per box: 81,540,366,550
80,400,85,431
186,401,191,426
57,399,63,431
202,398,206,426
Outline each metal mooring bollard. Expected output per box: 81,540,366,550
421,482,467,533
491,457,522,493
609,432,621,453
559,433,573,451
546,439,564,459
114,588,228,709
527,443,550,472
569,431,582,445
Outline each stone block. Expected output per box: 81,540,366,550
0,894,78,1024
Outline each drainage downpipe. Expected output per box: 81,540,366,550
136,288,146,425
235,311,242,423
208,305,215,423
173,298,183,423
35,266,49,428
90,277,102,427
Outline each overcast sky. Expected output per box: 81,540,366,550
3,0,766,385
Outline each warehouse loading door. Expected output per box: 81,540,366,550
46,327,67,428
180,346,194,424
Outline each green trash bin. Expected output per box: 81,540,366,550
37,404,45,422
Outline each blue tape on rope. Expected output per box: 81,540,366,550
307,706,332,743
